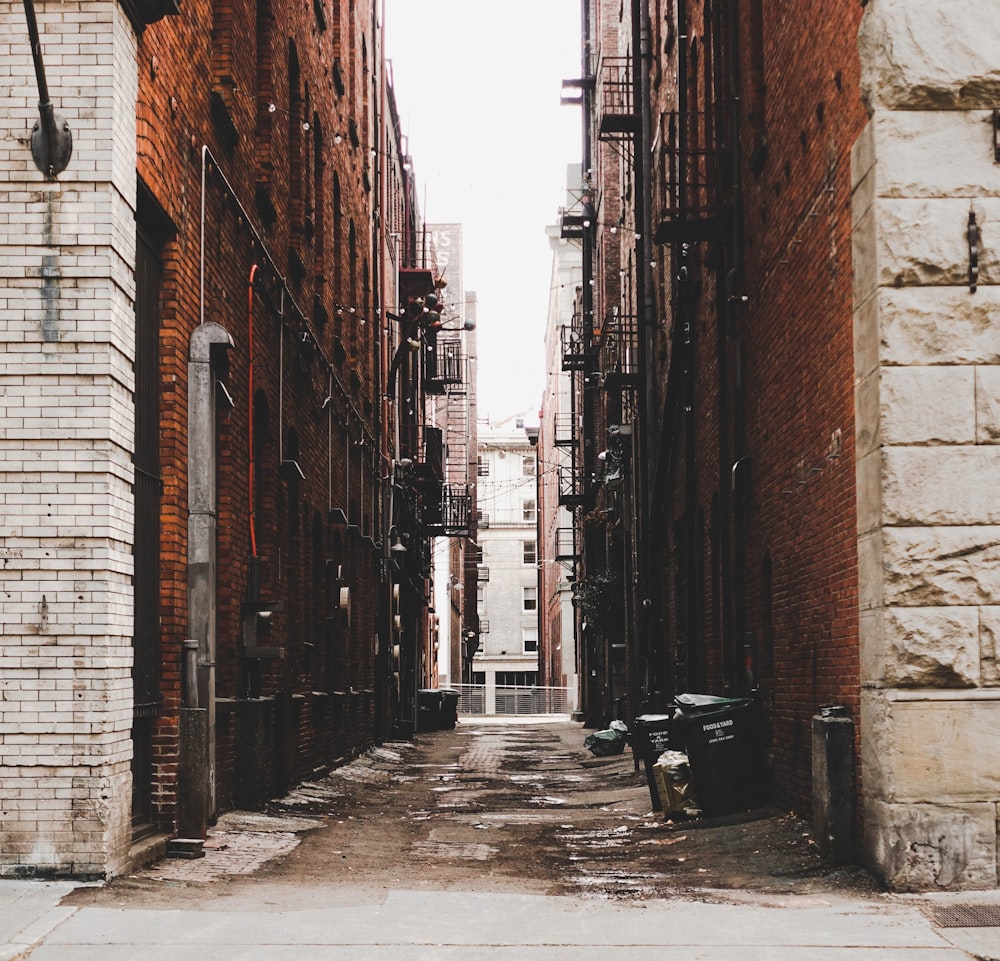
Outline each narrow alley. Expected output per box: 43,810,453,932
2,718,996,960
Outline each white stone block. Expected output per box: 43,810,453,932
875,198,1000,289
885,527,1000,607
860,0,1000,111
883,446,1000,525
883,606,979,688
864,796,999,891
880,366,975,445
869,110,1000,199
879,287,1000,367
880,692,1000,801
975,367,1000,443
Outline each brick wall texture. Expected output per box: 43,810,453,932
0,0,401,878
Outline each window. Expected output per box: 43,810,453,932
522,455,535,477
522,499,536,522
478,456,489,477
496,670,538,687
522,628,538,653
523,587,537,612
477,586,485,616
522,540,536,565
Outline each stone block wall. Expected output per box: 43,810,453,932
854,0,1000,890
0,0,138,878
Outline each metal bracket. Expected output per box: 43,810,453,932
968,207,980,294
30,109,72,177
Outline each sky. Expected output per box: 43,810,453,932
383,0,582,423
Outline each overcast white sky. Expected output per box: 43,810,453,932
383,0,581,423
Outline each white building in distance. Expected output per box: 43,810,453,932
473,414,540,706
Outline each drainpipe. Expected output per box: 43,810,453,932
187,321,234,822
632,0,655,718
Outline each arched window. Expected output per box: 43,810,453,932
255,0,274,174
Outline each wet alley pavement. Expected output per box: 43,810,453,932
2,716,999,960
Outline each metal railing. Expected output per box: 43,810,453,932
456,684,571,716
597,56,638,139
599,311,641,387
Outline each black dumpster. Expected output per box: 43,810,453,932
673,695,765,816
631,714,675,811
439,689,460,730
416,689,442,732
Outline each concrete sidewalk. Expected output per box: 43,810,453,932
1,880,998,960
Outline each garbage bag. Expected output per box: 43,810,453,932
583,726,628,756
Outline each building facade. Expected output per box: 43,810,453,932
538,167,584,710
423,223,479,690
548,0,1000,889
1,0,462,878
473,416,541,708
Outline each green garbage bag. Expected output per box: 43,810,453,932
584,722,628,757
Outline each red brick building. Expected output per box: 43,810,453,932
550,0,1000,889
2,0,459,877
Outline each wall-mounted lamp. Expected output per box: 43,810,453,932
21,0,73,177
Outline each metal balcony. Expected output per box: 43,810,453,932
560,323,589,371
597,57,639,140
555,527,578,561
558,466,595,507
477,566,490,582
423,483,471,537
599,312,641,389
654,109,726,244
554,412,576,447
413,427,445,486
425,334,466,395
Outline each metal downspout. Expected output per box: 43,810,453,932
187,321,234,821
632,0,656,715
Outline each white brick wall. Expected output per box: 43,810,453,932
0,0,138,878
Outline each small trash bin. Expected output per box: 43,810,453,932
673,695,765,816
416,689,442,732
439,689,460,730
631,714,675,811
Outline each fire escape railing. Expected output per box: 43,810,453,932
598,311,641,389
423,483,471,537
555,526,578,561
596,56,639,140
425,334,465,394
558,466,597,508
654,109,726,244
554,412,576,447
560,319,590,371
